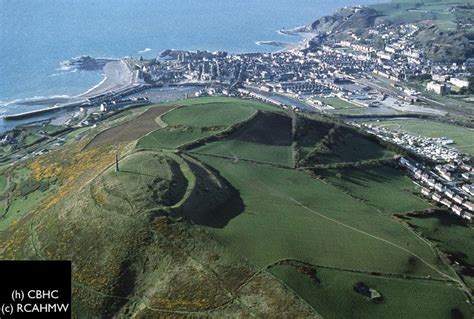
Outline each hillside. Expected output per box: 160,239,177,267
0,97,471,318
309,6,382,33
305,0,474,62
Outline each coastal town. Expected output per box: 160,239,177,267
1,5,473,222
2,1,474,317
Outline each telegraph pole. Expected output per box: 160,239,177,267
115,153,119,172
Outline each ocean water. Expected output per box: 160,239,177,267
0,0,383,126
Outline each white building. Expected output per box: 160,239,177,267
449,77,469,89
427,81,450,95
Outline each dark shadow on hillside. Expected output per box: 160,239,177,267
171,157,245,228
102,259,136,317
319,165,393,189
410,210,469,227
295,116,334,148
195,191,245,228
303,123,391,165
338,166,394,185
230,112,292,146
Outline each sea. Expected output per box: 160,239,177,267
0,0,383,132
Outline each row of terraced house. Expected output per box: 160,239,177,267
400,157,473,221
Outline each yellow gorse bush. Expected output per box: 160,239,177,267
28,140,125,211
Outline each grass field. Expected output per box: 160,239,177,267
318,165,432,214
366,119,474,155
138,128,213,150
160,96,279,112
137,97,280,150
407,213,474,267
406,213,474,294
270,265,471,319
192,111,294,167
23,134,42,145
371,0,473,31
64,127,90,144
318,97,361,109
162,102,255,127
0,189,52,231
194,140,293,167
326,135,394,163
2,147,317,317
295,116,395,167
329,108,370,115
194,155,446,277
0,165,54,230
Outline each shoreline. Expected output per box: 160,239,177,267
1,30,298,120
75,73,108,98
76,59,137,98
2,59,140,121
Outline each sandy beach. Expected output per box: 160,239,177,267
12,59,138,109
2,58,140,122
77,59,137,99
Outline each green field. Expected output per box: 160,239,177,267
270,265,471,319
407,213,474,266
371,0,474,31
162,102,255,127
64,127,90,143
295,116,395,167
192,111,294,167
318,165,432,214
194,140,293,167
0,166,54,230
367,119,474,155
195,155,445,277
304,133,394,166
160,96,279,112
0,189,51,231
23,134,42,145
406,213,474,292
87,150,191,217
325,135,394,163
137,97,278,150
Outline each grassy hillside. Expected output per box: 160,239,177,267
296,117,395,167
137,98,276,150
406,212,474,290
316,165,432,214
194,156,442,275
307,0,474,62
0,97,470,318
271,264,470,319
192,111,294,167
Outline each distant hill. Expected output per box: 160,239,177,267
309,7,382,34
305,0,474,62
